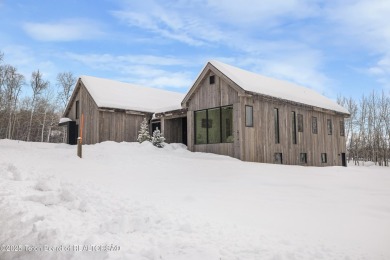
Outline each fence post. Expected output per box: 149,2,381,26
77,137,82,158
77,113,84,158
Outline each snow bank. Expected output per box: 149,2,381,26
0,140,389,260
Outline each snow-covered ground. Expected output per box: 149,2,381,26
0,140,389,260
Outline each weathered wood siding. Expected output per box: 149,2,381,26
185,68,347,166
99,112,149,143
187,70,240,158
64,83,100,144
240,95,347,166
162,117,183,143
65,82,152,144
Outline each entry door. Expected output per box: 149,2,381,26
341,153,347,167
181,117,187,145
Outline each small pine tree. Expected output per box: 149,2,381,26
152,127,165,148
137,118,151,143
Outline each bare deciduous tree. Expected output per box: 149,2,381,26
57,72,76,113
27,70,49,141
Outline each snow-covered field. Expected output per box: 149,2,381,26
0,140,389,260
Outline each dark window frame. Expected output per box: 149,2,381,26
245,105,253,127
194,105,233,145
292,111,297,144
300,153,307,164
75,100,79,119
327,119,333,135
340,120,345,136
297,114,303,132
312,116,318,134
321,153,327,163
209,75,215,85
274,153,283,164
274,108,280,144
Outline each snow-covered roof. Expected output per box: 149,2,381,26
80,76,185,113
209,60,349,115
59,117,72,124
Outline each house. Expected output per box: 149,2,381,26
60,75,185,145
179,60,350,166
61,60,349,166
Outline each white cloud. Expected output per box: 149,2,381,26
326,0,390,87
23,19,104,41
66,52,195,89
207,0,320,27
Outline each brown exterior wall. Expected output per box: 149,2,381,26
185,69,347,166
162,117,183,143
240,95,347,166
65,82,151,144
98,111,147,143
186,71,240,159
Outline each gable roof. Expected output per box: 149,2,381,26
183,60,349,115
68,76,185,114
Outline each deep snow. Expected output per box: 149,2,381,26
0,139,389,260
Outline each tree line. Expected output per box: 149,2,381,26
0,52,75,142
1,51,389,166
338,91,390,166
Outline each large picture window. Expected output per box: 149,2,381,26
195,106,233,144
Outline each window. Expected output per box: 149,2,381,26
274,108,280,144
245,106,253,127
291,111,297,144
297,114,303,132
194,106,233,144
340,120,345,136
274,153,283,164
312,116,318,134
321,153,327,163
300,153,307,164
221,106,233,142
209,75,215,84
75,100,79,119
327,119,332,135
208,108,221,144
195,110,207,144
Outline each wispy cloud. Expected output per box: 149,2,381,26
66,52,195,89
23,19,104,41
326,0,390,87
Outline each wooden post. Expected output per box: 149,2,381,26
77,137,82,158
77,114,84,158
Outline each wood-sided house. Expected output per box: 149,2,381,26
179,60,350,166
61,60,349,166
60,76,186,145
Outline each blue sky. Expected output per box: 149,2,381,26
1,0,389,100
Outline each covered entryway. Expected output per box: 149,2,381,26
59,120,78,145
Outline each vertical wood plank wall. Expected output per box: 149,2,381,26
98,112,147,143
162,118,183,143
65,83,151,144
187,71,240,158
186,69,347,166
240,96,346,166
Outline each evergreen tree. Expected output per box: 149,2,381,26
152,127,165,148
137,118,151,143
